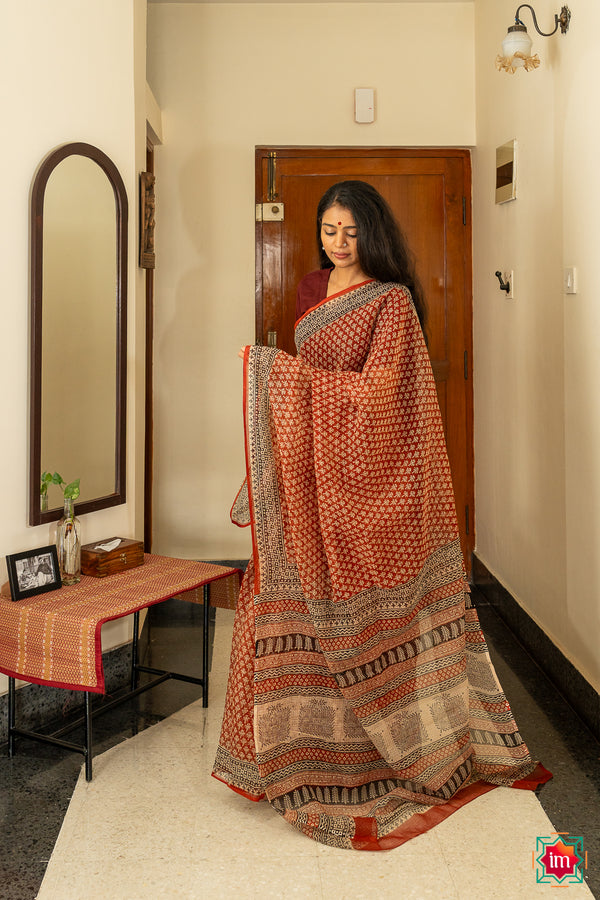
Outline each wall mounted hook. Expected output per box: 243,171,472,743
495,271,511,293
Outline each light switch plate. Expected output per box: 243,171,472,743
355,88,375,123
503,270,514,300
564,267,577,294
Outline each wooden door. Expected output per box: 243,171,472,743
255,148,474,571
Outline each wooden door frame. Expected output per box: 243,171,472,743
144,139,155,552
254,147,474,571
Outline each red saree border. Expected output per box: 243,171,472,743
351,781,498,850
350,764,552,850
512,762,553,790
211,772,266,802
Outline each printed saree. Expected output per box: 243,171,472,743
212,279,550,850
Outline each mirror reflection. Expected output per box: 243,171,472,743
42,157,117,507
29,143,128,525
495,139,517,204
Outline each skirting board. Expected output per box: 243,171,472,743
472,554,600,743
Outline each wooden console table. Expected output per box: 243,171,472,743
0,554,240,780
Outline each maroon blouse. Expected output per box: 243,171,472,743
295,269,332,321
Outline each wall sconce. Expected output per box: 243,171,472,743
496,4,571,73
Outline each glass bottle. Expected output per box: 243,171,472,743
56,497,81,585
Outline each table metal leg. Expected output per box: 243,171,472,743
131,610,140,690
8,677,15,757
84,692,93,782
203,584,209,708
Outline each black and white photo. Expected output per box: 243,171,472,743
6,545,61,601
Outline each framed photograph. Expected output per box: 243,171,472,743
6,545,61,602
139,170,156,269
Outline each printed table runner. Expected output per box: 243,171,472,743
0,554,240,693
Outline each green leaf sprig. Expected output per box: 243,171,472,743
40,472,81,501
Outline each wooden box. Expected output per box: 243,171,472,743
81,538,144,578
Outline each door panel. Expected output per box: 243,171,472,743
255,148,474,571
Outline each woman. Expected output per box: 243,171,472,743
213,181,550,850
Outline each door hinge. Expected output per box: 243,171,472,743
464,350,468,380
255,202,284,222
462,196,467,226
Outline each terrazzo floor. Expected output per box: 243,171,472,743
1,590,599,899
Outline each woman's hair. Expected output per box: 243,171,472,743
316,180,426,329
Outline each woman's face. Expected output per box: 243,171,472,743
320,204,360,271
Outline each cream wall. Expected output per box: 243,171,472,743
146,1,476,561
0,0,148,697
473,0,600,692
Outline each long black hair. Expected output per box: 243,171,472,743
316,180,426,329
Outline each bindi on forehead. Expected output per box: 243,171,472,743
321,208,357,230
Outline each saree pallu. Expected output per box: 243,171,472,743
213,280,550,850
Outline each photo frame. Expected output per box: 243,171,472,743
6,545,61,602
139,171,156,268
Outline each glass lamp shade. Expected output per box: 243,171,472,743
502,24,533,66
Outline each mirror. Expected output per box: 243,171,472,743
29,142,128,525
495,139,517,204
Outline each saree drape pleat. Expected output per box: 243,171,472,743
213,280,550,850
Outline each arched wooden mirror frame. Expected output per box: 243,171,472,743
29,142,128,525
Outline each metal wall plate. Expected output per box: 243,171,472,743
256,202,284,222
